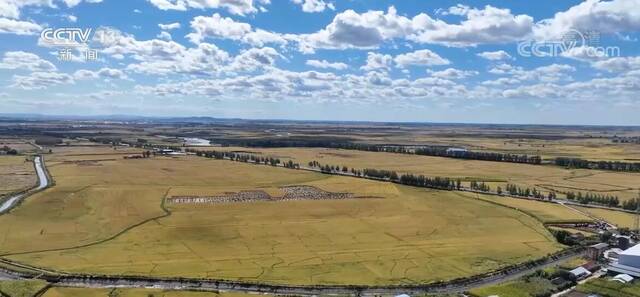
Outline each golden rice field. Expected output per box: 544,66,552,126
466,193,592,223
208,147,640,201
1,146,562,286
575,206,637,229
0,155,36,197
0,279,48,297
40,286,250,297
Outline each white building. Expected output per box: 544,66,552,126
570,266,592,280
608,244,640,277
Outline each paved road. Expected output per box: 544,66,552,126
0,156,48,214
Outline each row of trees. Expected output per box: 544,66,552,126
566,191,620,207
555,157,640,172
398,174,461,190
503,184,555,200
621,198,640,211
307,161,464,190
470,181,490,192
188,149,300,169
414,147,542,164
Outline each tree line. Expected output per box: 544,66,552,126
186,149,300,169
185,149,300,169
209,138,544,166
555,157,640,172
307,161,463,190
566,191,620,207
414,147,542,164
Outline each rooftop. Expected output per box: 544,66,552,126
591,243,609,250
621,244,640,256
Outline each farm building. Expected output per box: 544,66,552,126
570,266,592,280
586,243,609,260
608,244,640,277
612,273,634,283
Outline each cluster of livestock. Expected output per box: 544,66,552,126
168,185,356,204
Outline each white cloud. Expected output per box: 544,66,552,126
360,52,392,71
306,59,348,70
297,5,535,52
158,22,181,30
126,42,230,76
147,0,270,16
0,17,42,35
226,47,282,73
534,0,640,40
11,71,74,89
428,68,477,79
73,68,127,80
394,49,450,67
299,6,416,51
477,50,512,60
410,5,534,47
63,0,103,7
67,14,77,22
157,31,172,40
291,0,334,13
490,63,575,83
187,13,286,46
592,56,640,72
0,0,102,19
0,51,56,71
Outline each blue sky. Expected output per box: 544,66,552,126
0,0,639,124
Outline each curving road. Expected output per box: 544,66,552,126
0,156,48,214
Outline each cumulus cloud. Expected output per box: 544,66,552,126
360,52,392,71
298,6,416,52
291,0,334,13
11,71,74,89
0,51,56,71
592,56,640,72
534,0,640,40
147,0,270,16
428,68,478,79
158,22,181,30
394,49,450,67
490,63,575,83
409,5,534,47
226,47,282,73
306,59,348,70
0,17,42,35
186,13,286,47
477,50,512,60
297,4,535,52
74,68,128,80
0,0,102,19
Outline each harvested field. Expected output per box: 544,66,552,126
209,147,640,201
0,156,36,198
2,146,562,286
